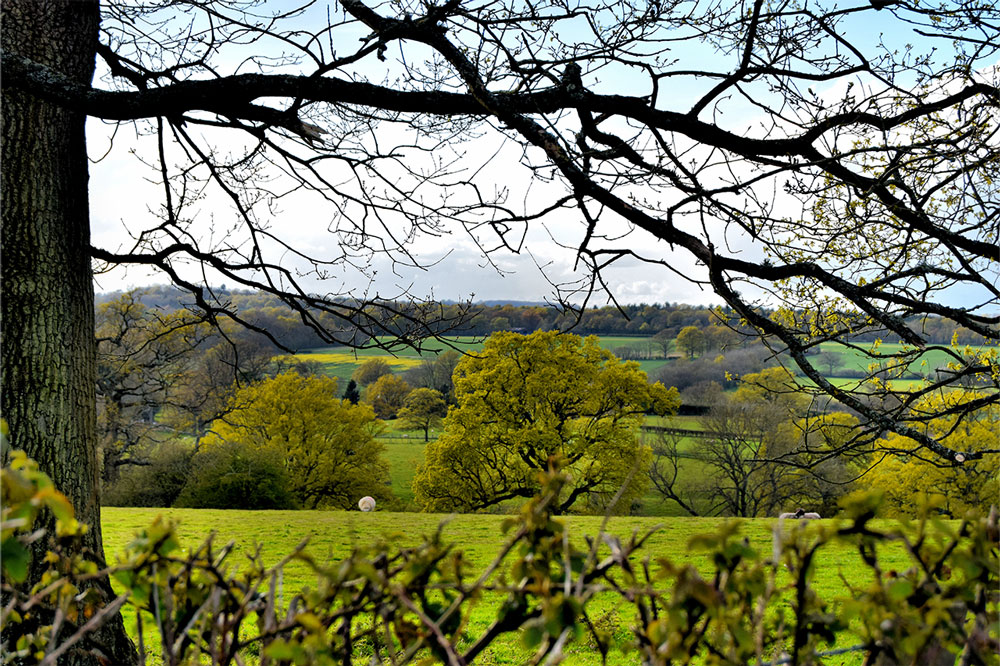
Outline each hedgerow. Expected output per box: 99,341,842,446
2,451,997,665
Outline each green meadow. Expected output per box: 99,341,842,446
804,340,993,377
105,339,991,662
285,335,669,387
102,508,915,664
286,334,992,391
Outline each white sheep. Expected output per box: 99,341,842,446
358,496,376,512
778,508,820,520
773,509,821,562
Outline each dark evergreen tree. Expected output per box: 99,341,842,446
343,379,361,405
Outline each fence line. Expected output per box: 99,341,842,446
755,644,867,666
640,425,733,439
380,426,725,442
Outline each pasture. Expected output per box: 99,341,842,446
284,335,670,387
102,507,914,664
803,341,992,378
285,334,992,392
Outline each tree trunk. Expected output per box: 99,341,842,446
1,1,136,663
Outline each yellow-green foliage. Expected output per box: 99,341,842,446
205,372,391,509
364,374,412,419
289,351,423,369
351,357,395,385
397,388,447,441
1,444,104,663
864,391,999,518
414,331,680,514
5,452,998,666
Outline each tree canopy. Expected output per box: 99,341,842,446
863,392,999,518
414,331,679,513
397,388,448,442
675,326,707,359
206,372,390,509
8,0,995,461
351,359,394,386
364,373,412,419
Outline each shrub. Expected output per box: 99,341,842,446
176,440,297,509
102,440,192,507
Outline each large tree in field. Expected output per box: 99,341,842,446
206,372,390,509
2,1,998,659
413,331,679,512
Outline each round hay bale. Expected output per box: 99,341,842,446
358,496,376,512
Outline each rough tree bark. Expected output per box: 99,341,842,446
1,1,136,662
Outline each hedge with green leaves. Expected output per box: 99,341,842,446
2,448,997,666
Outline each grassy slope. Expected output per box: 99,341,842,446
291,335,988,390
288,336,671,387
102,508,912,665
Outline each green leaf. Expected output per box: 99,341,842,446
296,611,324,633
1,537,29,582
38,487,74,523
522,619,545,649
264,639,299,660
888,579,914,601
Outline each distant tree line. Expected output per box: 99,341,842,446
97,285,984,352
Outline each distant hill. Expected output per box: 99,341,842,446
95,285,979,347
470,299,548,307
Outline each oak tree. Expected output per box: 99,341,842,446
413,331,679,513
351,358,394,387
207,372,390,509
676,326,707,359
652,367,810,517
651,330,674,358
95,293,204,483
863,392,999,518
363,374,412,419
397,388,447,442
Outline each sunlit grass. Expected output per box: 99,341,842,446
809,341,989,377
102,508,916,665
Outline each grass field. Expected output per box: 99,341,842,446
287,334,991,391
102,507,916,665
284,335,674,387
804,341,992,378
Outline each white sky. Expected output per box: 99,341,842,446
86,3,996,312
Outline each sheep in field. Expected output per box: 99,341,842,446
358,496,376,512
773,509,821,562
778,508,821,520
